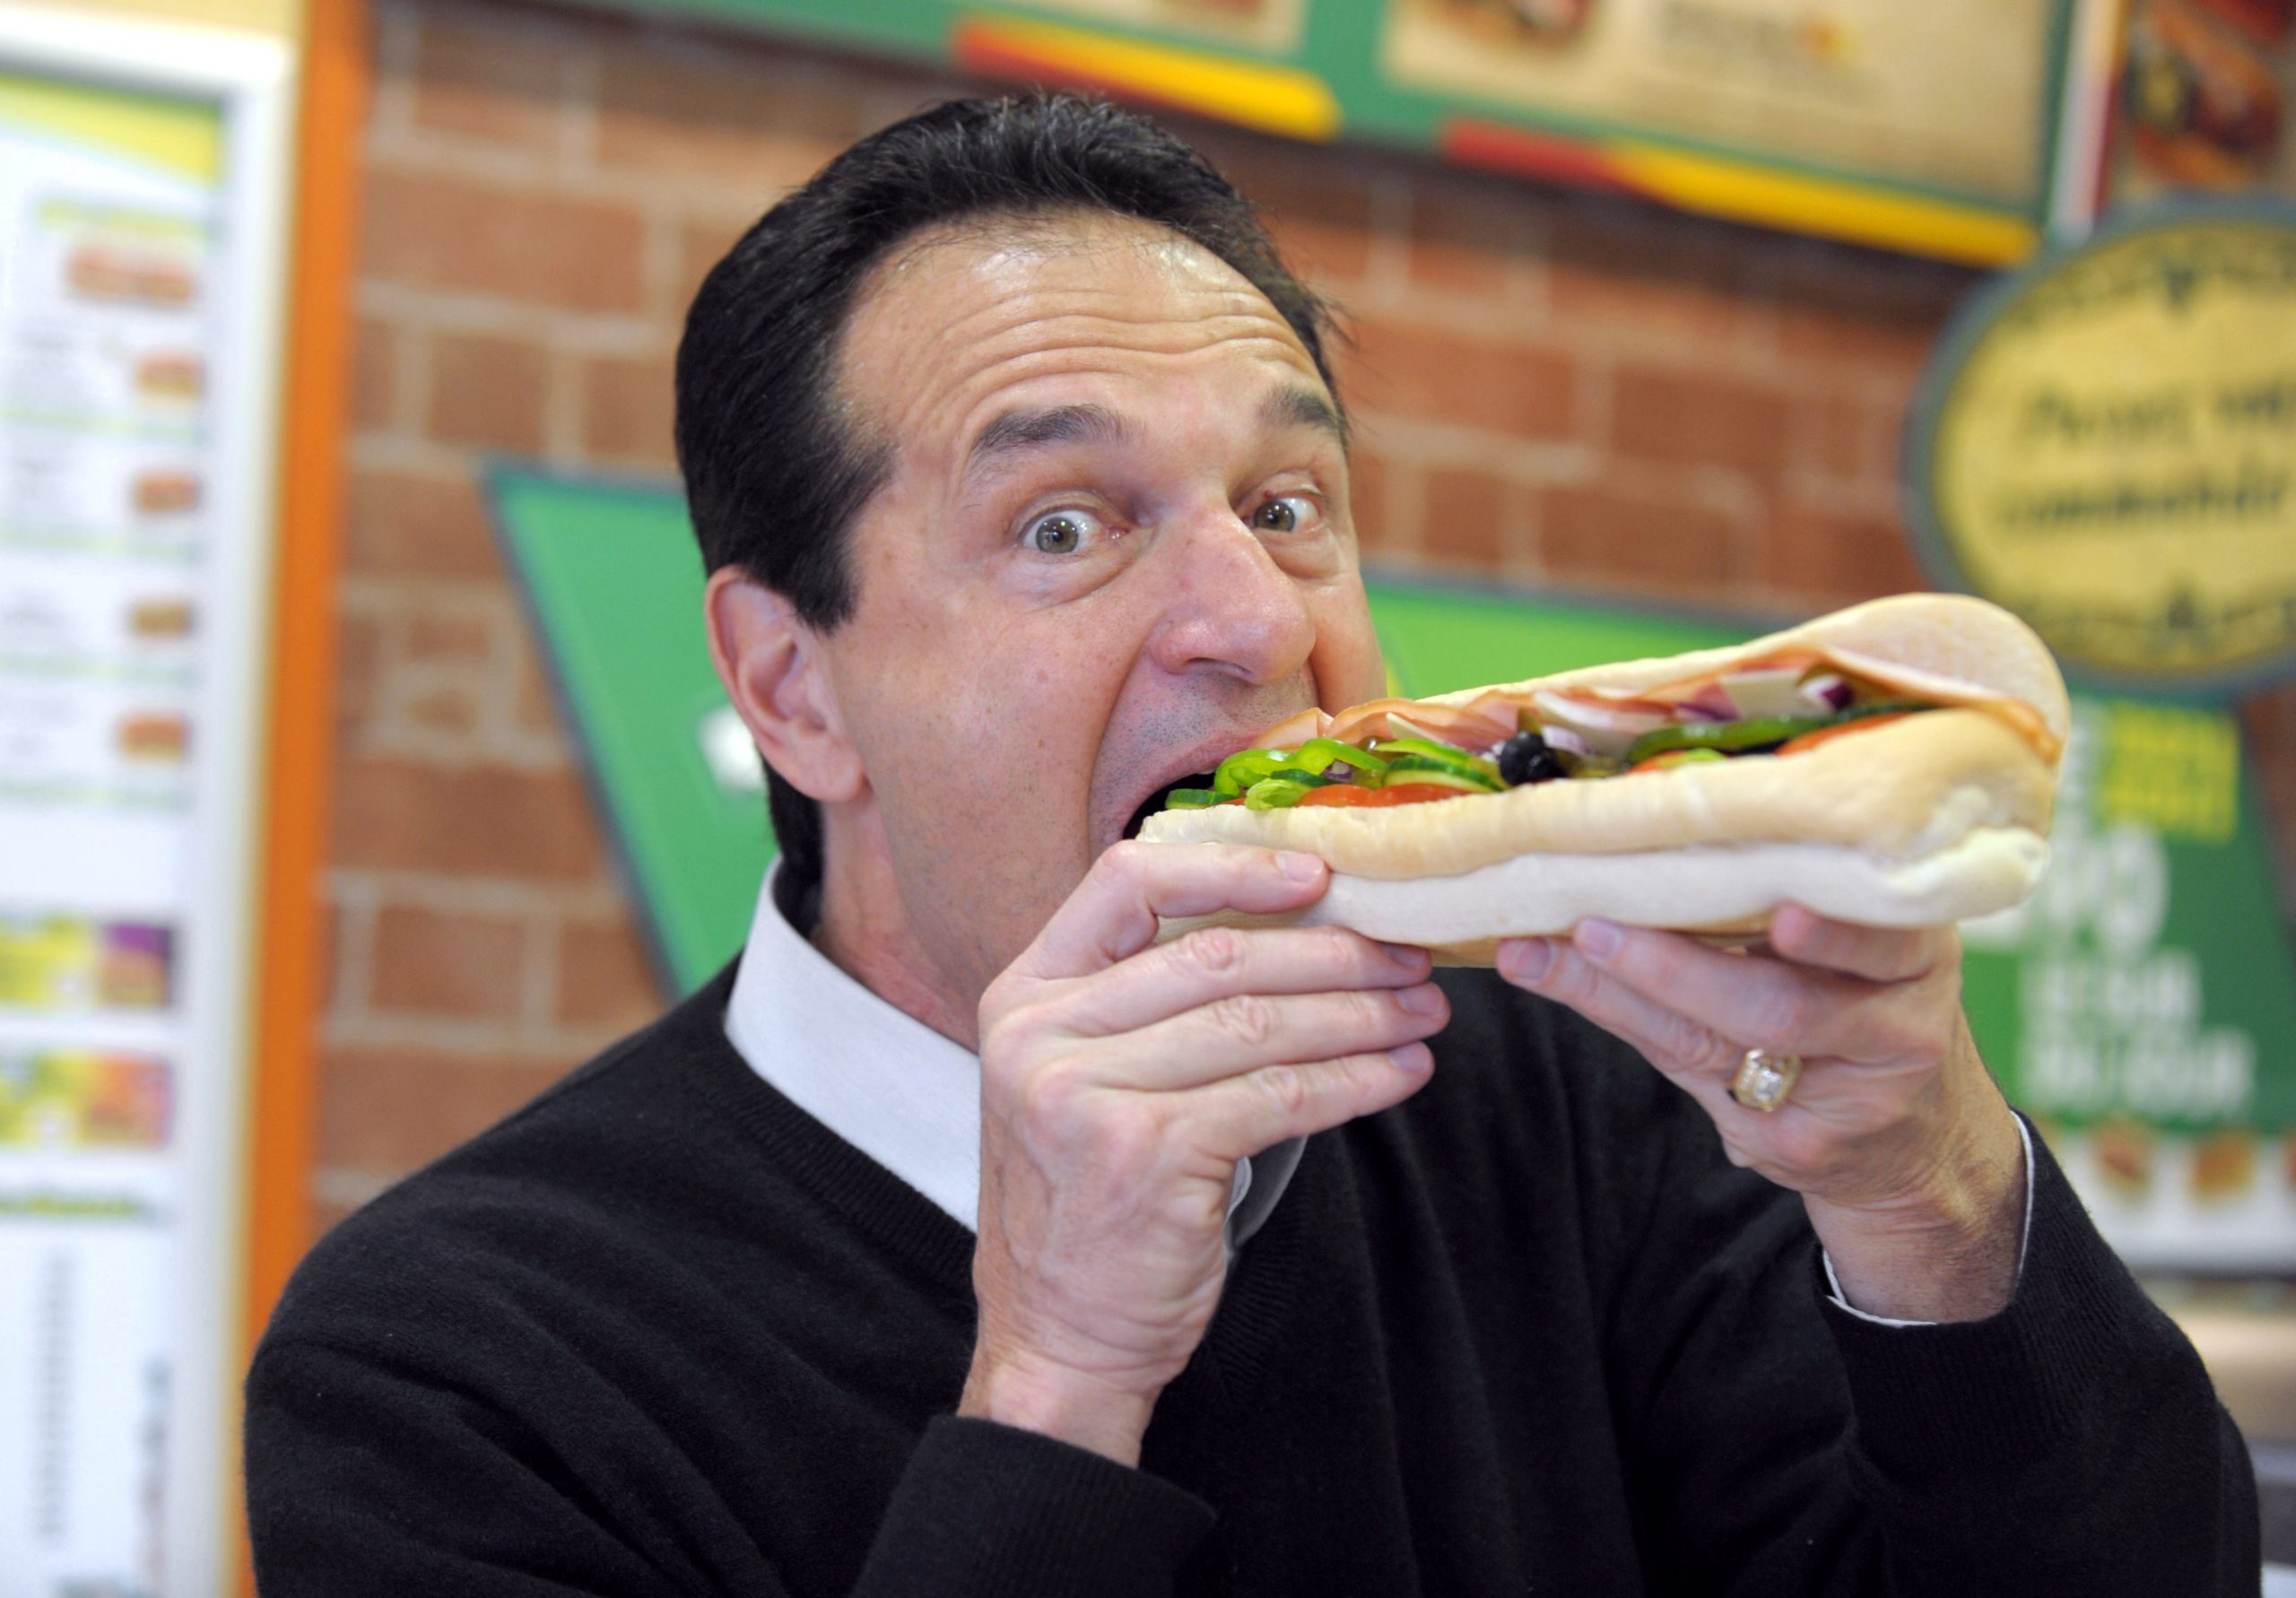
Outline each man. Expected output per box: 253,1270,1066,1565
246,94,2256,1594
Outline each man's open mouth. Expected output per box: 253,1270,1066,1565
1123,773,1218,840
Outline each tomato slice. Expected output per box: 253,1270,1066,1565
1775,711,1914,757
1293,782,1473,808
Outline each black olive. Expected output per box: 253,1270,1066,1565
1498,731,1565,786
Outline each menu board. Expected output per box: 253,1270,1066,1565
608,0,2085,264
0,9,292,1594
491,465,2296,1272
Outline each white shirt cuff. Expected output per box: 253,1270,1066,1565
1820,1115,2037,1329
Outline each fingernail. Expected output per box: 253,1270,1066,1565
1387,1043,1432,1073
1577,919,1625,962
1277,851,1323,882
1380,942,1431,968
1505,939,1554,983
1396,982,1444,1016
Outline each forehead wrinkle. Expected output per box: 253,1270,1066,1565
844,228,1330,510
906,326,1324,489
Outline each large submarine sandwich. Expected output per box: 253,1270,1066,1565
1136,593,2068,964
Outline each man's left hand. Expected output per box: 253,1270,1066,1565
1496,905,2026,1324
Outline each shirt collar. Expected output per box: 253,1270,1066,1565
724,863,986,1231
721,862,1298,1245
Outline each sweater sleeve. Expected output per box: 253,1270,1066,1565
247,1330,1214,1598
1598,1089,2257,1596
245,1334,700,1597
851,1418,1215,1596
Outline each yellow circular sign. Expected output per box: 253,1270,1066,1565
1913,208,2296,688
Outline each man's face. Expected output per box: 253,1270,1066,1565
816,212,1385,1013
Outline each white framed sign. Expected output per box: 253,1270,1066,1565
0,4,294,1591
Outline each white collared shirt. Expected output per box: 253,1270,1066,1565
722,864,1295,1242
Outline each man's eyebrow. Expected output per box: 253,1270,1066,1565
964,403,1132,479
1262,385,1349,450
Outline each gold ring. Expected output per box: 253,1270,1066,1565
1729,1047,1801,1112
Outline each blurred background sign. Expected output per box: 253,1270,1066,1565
587,0,2089,264
2110,0,2296,205
491,464,2296,1272
1908,203,2296,691
0,4,300,1594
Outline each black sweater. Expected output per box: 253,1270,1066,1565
245,965,2257,1595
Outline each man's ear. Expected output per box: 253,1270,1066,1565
703,569,865,804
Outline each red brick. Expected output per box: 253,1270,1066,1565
1775,247,1970,379
370,904,526,1022
392,610,496,736
309,1195,362,1241
351,316,399,433
1789,392,1874,483
558,917,661,1031
1343,317,1575,440
675,213,751,313
1613,365,1791,478
409,9,568,152
317,1044,569,1171
1758,505,1930,603
596,48,864,184
1547,199,1763,346
578,352,676,465
425,332,549,454
343,468,503,581
1406,178,1537,300
333,607,384,741
362,166,646,315
1420,466,1515,569
509,628,567,741
321,901,348,1012
332,759,602,880
1541,481,1737,591
1344,443,1389,551
1189,130,1378,287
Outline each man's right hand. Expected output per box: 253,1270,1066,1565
959,841,1447,1466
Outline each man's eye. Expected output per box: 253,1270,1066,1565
1024,509,1102,555
1250,495,1319,534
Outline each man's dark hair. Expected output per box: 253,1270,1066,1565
675,91,1344,900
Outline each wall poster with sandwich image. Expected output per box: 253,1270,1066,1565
0,8,292,1594
493,464,2296,1278
993,0,1308,54
1379,0,2070,221
600,0,2082,262
2110,0,2295,204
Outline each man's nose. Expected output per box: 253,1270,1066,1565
1144,509,1318,686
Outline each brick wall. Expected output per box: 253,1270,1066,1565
316,0,2296,1237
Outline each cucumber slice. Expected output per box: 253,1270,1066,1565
1379,753,1504,792
1378,759,1504,794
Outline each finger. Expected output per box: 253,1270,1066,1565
1190,1045,1435,1159
1508,940,1833,1140
1499,937,1739,1083
1563,919,1942,1064
1011,842,1329,982
1092,983,1449,1090
1055,924,1431,1038
1767,904,1948,984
